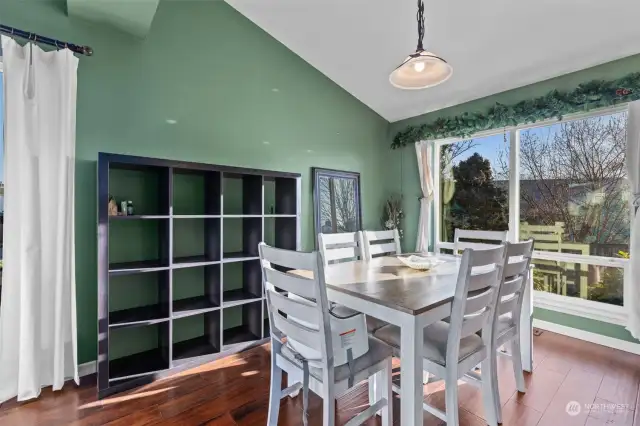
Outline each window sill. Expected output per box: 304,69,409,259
533,290,627,326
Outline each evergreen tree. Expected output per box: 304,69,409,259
444,153,508,237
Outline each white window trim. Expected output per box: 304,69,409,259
432,104,630,325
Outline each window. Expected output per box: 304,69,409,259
439,134,509,243
434,107,630,315
519,112,628,306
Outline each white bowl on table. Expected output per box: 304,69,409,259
396,254,445,271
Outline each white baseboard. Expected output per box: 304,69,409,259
78,360,96,377
533,319,640,355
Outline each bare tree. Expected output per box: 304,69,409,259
319,177,357,232
515,113,629,246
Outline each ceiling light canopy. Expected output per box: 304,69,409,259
390,0,452,90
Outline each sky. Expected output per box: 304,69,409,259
453,112,625,178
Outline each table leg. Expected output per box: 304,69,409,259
400,318,424,426
520,267,534,372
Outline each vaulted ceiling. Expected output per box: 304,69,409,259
67,0,159,39
67,0,640,122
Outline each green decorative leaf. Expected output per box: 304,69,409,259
391,72,640,148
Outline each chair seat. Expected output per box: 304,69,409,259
330,304,387,334
280,336,393,383
374,321,485,366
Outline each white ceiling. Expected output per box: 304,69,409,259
225,0,640,122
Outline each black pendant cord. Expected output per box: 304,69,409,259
416,0,425,51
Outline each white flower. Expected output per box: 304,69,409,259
385,220,394,229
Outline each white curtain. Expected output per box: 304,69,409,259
627,101,640,339
0,36,79,403
415,141,434,252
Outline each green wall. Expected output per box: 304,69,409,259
0,0,389,364
386,54,640,344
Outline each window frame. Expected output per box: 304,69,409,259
431,104,630,325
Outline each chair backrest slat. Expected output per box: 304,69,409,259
269,290,320,326
453,229,507,254
264,267,316,299
460,310,492,338
464,288,494,315
272,314,323,351
323,246,359,263
469,246,505,267
367,242,398,257
318,232,364,265
261,244,317,271
500,275,524,297
504,258,529,278
468,267,501,292
362,229,401,261
498,295,518,316
496,239,534,321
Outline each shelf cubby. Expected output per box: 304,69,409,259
264,216,297,251
222,260,262,307
109,219,170,274
222,173,262,216
172,169,221,216
172,265,220,318
109,271,170,328
108,322,170,381
108,164,170,216
223,301,262,347
99,153,300,398
172,311,220,362
173,218,221,267
222,217,261,261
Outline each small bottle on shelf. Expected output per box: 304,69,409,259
126,201,134,216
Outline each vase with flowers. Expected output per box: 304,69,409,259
382,196,404,239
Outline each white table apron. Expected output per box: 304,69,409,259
288,255,533,426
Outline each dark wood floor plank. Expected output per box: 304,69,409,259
201,413,238,426
538,368,604,426
511,365,567,413
0,332,638,426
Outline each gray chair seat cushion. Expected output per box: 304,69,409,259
280,336,393,383
329,304,387,334
374,321,485,366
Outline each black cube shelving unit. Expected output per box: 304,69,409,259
98,153,300,398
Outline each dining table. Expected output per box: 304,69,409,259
291,253,533,426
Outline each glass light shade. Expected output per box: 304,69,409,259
389,50,453,90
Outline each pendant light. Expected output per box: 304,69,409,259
389,0,452,90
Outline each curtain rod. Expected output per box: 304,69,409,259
0,24,93,56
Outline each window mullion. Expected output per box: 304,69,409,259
508,129,520,242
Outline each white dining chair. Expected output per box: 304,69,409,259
453,229,508,254
489,239,534,423
259,243,393,426
375,245,507,426
318,231,364,265
362,229,401,261
318,231,388,334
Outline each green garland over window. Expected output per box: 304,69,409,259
391,72,640,149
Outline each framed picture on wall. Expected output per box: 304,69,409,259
312,168,362,245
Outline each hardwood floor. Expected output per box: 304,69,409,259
1,330,639,425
